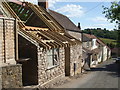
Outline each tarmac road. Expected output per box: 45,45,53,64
56,59,120,88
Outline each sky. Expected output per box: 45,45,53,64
24,0,119,30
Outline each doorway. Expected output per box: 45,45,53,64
65,47,70,76
18,35,38,86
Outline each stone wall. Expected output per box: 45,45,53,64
0,64,22,89
37,47,65,87
70,44,82,76
67,31,82,41
0,18,3,64
0,18,16,65
83,41,92,50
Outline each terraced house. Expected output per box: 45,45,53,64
82,33,111,69
0,0,82,88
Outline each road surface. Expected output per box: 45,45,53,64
56,59,119,88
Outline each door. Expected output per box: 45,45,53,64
65,47,70,76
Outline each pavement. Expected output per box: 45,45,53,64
55,59,120,88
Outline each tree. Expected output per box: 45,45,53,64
103,1,120,24
103,1,120,56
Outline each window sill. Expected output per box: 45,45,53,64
47,65,59,70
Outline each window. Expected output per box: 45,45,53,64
87,41,89,48
46,48,59,69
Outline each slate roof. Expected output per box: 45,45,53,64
83,34,111,50
82,33,92,42
48,9,81,32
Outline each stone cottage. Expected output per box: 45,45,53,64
82,34,92,70
82,33,111,68
94,36,111,62
0,0,82,88
18,26,81,87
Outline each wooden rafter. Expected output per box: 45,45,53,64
25,2,65,32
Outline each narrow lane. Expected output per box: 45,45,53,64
56,59,119,88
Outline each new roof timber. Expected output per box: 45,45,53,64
2,1,25,28
2,0,81,49
24,26,49,31
24,26,67,47
23,26,81,47
25,29,60,48
25,2,65,32
5,1,64,32
2,0,54,49
39,30,66,47
19,29,52,49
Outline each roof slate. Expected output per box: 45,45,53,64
82,34,92,42
49,9,81,32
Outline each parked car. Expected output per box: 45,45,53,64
115,57,120,63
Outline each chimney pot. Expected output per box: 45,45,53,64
78,22,81,30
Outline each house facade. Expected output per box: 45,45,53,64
0,0,83,88
0,17,22,89
82,33,111,68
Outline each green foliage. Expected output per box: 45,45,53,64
99,38,117,49
100,38,117,45
82,28,118,40
103,1,120,24
103,1,120,49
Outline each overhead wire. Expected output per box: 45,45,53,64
84,2,104,15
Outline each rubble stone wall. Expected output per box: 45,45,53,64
0,18,16,65
83,41,92,50
37,47,65,87
0,64,22,89
70,44,82,76
67,31,82,41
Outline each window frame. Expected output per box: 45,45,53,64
46,48,60,69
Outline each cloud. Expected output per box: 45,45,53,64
55,4,84,18
48,0,60,8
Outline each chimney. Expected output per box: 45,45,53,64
78,22,81,30
38,0,48,9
